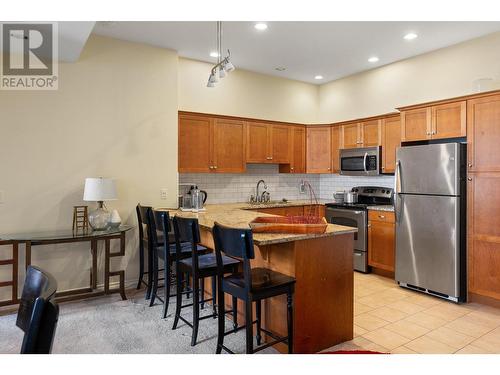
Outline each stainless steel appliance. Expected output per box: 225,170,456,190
395,143,466,302
340,146,381,176
344,191,358,204
326,186,393,272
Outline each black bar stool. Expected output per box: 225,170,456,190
172,216,240,346
136,204,157,299
148,209,208,318
212,222,296,354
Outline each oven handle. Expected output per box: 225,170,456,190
363,152,368,173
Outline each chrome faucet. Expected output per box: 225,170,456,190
255,179,268,203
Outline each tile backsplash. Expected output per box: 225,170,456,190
179,164,395,204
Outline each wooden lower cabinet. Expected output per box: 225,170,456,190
468,173,500,301
368,210,395,273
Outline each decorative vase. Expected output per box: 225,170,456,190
109,209,122,229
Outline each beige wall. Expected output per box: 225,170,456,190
318,31,500,123
0,35,178,298
178,58,319,124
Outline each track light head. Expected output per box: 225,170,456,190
219,66,226,78
224,59,235,72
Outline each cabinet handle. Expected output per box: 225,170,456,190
209,166,214,169
291,167,294,171
382,166,385,170
468,163,473,168
468,177,472,181
213,166,218,169
328,167,331,170
378,215,385,219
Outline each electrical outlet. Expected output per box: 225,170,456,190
299,181,306,194
0,190,4,203
160,188,168,200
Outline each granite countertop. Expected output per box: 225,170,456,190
367,205,394,212
156,200,356,246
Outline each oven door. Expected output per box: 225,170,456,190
325,207,367,252
340,147,380,176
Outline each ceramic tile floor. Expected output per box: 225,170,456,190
325,272,500,354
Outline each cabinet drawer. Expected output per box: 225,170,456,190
368,210,395,223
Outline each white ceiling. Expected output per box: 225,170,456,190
92,21,500,84
0,22,95,62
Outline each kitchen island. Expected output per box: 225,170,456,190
158,202,356,353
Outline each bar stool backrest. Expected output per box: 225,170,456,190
172,216,201,274
149,209,172,260
16,265,59,354
136,204,152,246
212,222,254,293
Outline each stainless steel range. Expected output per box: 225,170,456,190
325,186,393,272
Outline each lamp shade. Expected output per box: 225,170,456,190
83,178,117,201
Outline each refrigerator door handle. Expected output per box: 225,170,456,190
394,160,402,222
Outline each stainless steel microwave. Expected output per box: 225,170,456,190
340,146,380,176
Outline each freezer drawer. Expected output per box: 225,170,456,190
396,143,462,196
395,194,461,299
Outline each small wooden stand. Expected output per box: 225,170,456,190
72,205,89,232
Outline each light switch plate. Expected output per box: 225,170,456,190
160,188,168,200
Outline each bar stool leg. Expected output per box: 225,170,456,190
256,299,262,346
211,276,217,318
145,248,153,300
149,252,158,307
245,300,253,354
200,278,205,309
287,291,293,354
232,296,238,329
172,268,183,330
163,260,171,318
137,243,144,289
191,278,200,346
216,282,225,354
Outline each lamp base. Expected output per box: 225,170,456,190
88,205,110,230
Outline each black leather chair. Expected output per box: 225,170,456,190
172,216,240,346
212,222,296,354
148,209,208,317
17,265,59,354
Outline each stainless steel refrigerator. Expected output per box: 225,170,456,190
395,143,466,302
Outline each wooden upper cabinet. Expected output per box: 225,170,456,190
467,94,500,173
432,101,466,139
271,125,292,163
361,119,381,147
178,114,213,173
381,115,401,174
401,107,431,142
246,122,291,164
342,123,360,149
246,122,269,163
306,127,332,173
212,119,246,173
331,126,341,173
280,126,306,173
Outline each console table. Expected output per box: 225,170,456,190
0,226,132,307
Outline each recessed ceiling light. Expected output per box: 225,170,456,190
314,75,324,80
254,23,268,31
368,56,379,63
275,67,286,71
404,32,418,40
209,51,220,58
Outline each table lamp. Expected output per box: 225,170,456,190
83,177,117,230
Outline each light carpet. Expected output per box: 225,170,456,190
0,289,278,354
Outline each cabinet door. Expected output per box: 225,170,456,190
381,116,401,174
178,114,213,173
331,126,341,173
401,107,431,142
271,125,292,163
246,122,270,163
306,127,332,173
467,94,500,173
361,120,381,147
342,123,360,149
368,212,395,272
432,101,466,139
213,119,246,173
468,173,500,299
291,126,306,173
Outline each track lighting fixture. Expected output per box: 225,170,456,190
206,21,235,88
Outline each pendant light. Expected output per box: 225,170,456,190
207,21,235,87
